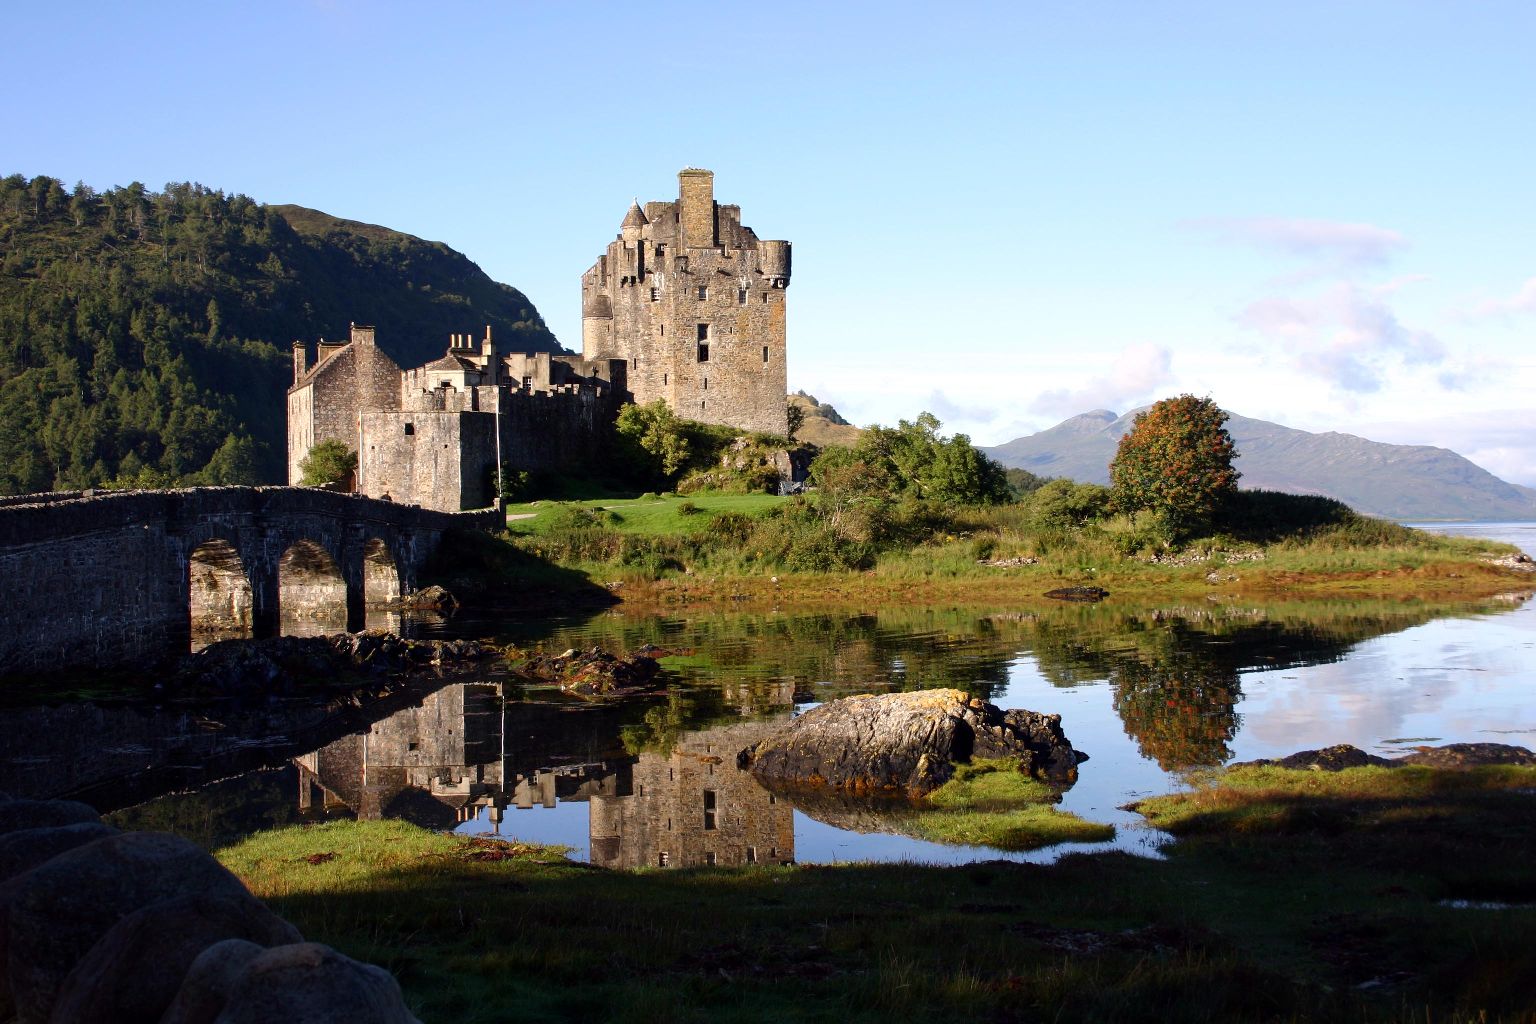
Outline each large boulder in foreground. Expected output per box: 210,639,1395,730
159,939,422,1024
50,891,302,1024
738,689,1085,798
0,831,254,1022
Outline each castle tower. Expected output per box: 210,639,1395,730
580,169,790,436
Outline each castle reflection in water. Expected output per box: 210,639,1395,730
292,683,795,869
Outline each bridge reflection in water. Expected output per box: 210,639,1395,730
293,683,797,870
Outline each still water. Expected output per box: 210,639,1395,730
3,524,1531,867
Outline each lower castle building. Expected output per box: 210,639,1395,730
288,324,623,511
287,169,790,510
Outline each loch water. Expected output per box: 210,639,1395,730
2,524,1531,867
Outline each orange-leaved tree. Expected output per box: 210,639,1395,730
1109,395,1239,539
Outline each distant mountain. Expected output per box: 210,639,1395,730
0,174,559,493
985,408,1536,521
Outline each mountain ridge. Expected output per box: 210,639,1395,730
985,407,1536,521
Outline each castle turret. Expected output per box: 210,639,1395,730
760,240,792,289
620,200,648,243
582,294,613,356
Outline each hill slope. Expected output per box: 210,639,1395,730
0,174,559,493
986,408,1536,521
789,391,862,449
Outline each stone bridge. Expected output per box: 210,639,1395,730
0,487,500,676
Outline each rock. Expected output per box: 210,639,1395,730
1235,745,1394,771
50,892,303,1024
0,799,99,838
1393,742,1536,768
0,822,118,884
739,689,1085,798
156,939,265,1024
160,940,422,1024
394,584,458,611
1044,586,1109,602
174,631,486,698
515,646,664,699
1241,741,1536,772
0,831,255,1023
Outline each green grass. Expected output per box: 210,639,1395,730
905,759,1115,849
505,493,787,536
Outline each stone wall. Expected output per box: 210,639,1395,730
0,487,497,677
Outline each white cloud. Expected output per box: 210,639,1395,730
1029,343,1174,419
1462,276,1536,320
1189,217,1408,268
1235,281,1444,395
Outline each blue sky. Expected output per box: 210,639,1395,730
5,1,1534,484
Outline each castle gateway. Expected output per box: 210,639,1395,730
581,168,791,436
287,169,790,510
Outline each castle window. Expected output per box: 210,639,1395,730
650,287,658,301
746,847,757,864
403,423,414,436
658,852,669,867
522,375,531,389
663,373,668,385
697,285,708,300
703,790,717,830
704,852,717,866
738,288,747,305
762,346,769,364
762,292,769,303
703,377,707,390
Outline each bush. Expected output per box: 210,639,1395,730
1027,479,1112,531
676,500,702,517
298,440,355,487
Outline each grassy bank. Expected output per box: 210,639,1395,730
426,491,1536,612
218,757,1536,1023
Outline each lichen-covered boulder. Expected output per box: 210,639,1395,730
0,831,254,1023
738,689,1085,797
160,940,422,1024
0,822,117,884
50,892,303,1024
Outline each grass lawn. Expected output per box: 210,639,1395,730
505,493,788,536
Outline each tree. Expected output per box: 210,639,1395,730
298,439,356,487
1110,395,1239,537
614,400,690,485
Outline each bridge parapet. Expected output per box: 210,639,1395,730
0,487,500,677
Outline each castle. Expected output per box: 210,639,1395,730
287,169,791,511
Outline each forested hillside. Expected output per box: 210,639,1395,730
0,174,559,494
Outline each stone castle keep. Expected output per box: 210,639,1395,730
288,170,791,510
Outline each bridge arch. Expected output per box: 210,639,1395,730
363,537,401,607
187,537,253,647
279,537,348,635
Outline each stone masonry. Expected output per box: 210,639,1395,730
0,487,496,675
581,168,791,436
